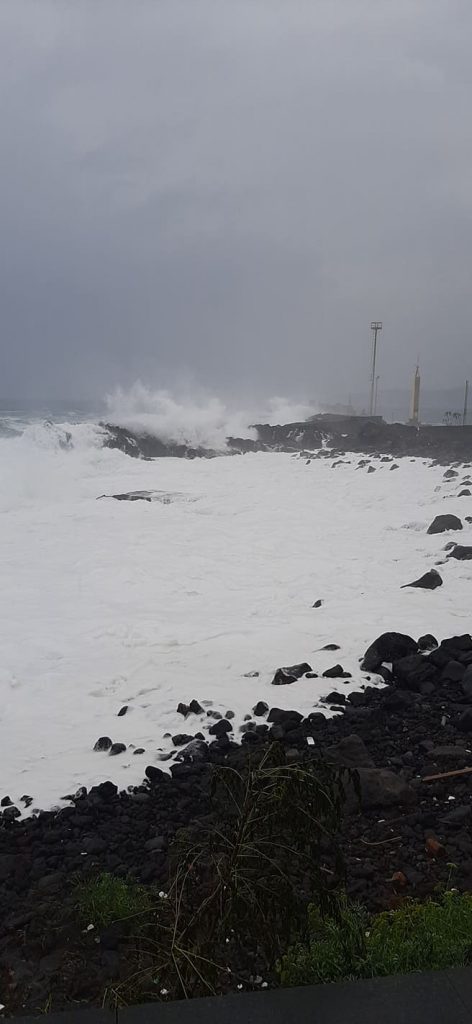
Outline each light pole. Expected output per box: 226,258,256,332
374,375,380,415
369,322,382,416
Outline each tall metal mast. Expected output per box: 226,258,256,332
369,322,382,416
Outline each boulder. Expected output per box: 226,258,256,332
418,634,438,651
93,736,113,752
393,654,436,691
427,514,462,534
313,600,323,608
325,734,374,768
459,490,472,497
322,664,351,679
172,734,195,746
456,710,472,732
401,568,443,590
253,701,269,717
109,743,127,756
346,768,416,812
271,662,312,685
117,706,129,717
209,719,233,737
444,469,458,479
448,545,472,560
441,660,465,683
267,708,303,730
361,632,417,672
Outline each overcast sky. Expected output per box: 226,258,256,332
1,0,471,403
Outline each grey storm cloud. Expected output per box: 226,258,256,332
1,0,472,402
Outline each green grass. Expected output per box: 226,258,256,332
280,891,472,987
75,872,153,928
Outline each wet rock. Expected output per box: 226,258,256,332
361,632,417,672
390,464,399,470
177,699,204,716
172,734,195,746
427,514,462,534
93,737,113,752
243,671,260,678
313,600,323,608
401,568,443,590
448,545,472,560
2,806,20,821
393,654,436,691
418,634,438,651
444,469,459,479
441,660,465,683
117,705,129,717
321,691,346,705
321,643,340,651
271,662,312,685
459,490,471,497
252,701,269,717
145,765,167,784
133,748,145,755
109,743,127,756
305,671,319,678
1,796,13,807
209,719,233,737
323,664,351,679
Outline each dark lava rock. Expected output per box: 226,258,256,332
393,654,436,691
427,514,462,534
271,662,312,685
144,836,166,853
177,700,204,716
429,745,470,766
347,691,367,707
172,734,195,746
267,708,303,730
93,736,113,752
243,671,260,678
466,516,472,524
321,691,346,705
325,734,375,768
2,806,20,821
209,719,233,737
367,466,376,473
441,634,472,653
321,643,340,651
225,710,235,720
444,469,459,479
390,464,399,470
361,632,417,672
441,660,465,683
253,701,269,717
109,743,127,756
133,748,145,755
117,706,129,717
323,664,351,679
418,634,438,651
91,781,118,801
441,806,472,827
346,768,416,812
448,545,472,560
459,490,471,497
455,710,472,732
313,600,323,608
1,796,13,807
401,568,443,590
305,672,319,678
145,765,167,784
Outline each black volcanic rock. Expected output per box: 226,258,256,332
418,634,438,651
427,514,462,534
271,662,312,685
448,545,472,560
401,568,443,590
361,632,417,672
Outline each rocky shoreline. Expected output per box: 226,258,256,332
101,416,472,463
4,627,472,1014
